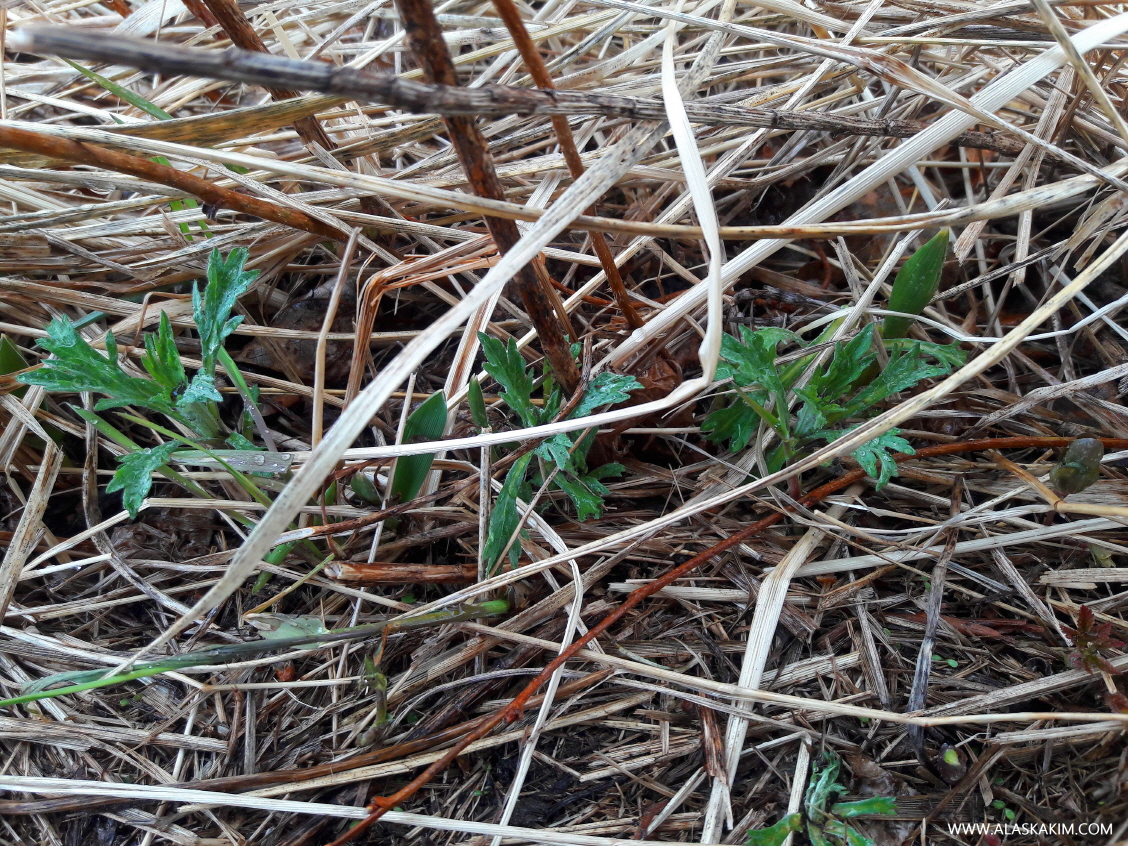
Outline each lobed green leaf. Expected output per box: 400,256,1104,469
20,317,180,418
105,440,180,518
483,453,533,573
478,332,539,427
194,248,258,372
745,814,801,846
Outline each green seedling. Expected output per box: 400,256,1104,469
747,750,896,846
705,322,963,488
991,800,1016,822
1050,437,1104,496
19,248,268,517
882,229,949,340
476,333,641,572
350,471,382,506
390,390,447,504
0,600,508,710
708,233,958,489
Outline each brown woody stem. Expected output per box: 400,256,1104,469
491,0,645,329
0,124,346,241
201,0,335,150
391,0,579,394
11,26,1030,157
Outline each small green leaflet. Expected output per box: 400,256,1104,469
106,441,180,518
830,797,897,818
818,428,914,490
141,312,186,393
390,391,447,504
807,324,877,403
569,371,640,418
468,378,489,428
483,453,533,573
194,248,258,373
703,397,762,452
477,332,639,521
554,463,624,521
838,341,958,421
716,326,798,396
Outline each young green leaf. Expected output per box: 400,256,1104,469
882,229,949,339
820,821,877,846
703,398,762,451
468,378,489,428
831,797,897,818
105,440,180,518
554,463,624,521
390,391,447,503
793,389,830,440
884,338,965,370
194,248,258,372
478,332,539,427
838,342,958,422
351,472,382,505
745,814,801,846
808,324,878,402
818,427,913,490
569,371,641,418
483,453,534,573
536,432,577,471
805,749,845,817
717,326,799,396
20,317,180,419
141,312,186,393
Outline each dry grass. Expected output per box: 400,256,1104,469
2,0,1128,844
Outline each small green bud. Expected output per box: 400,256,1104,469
1049,437,1103,496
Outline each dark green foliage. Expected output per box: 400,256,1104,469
747,751,896,846
19,249,260,514
21,317,182,420
476,332,641,571
390,391,448,504
705,323,964,489
482,452,534,573
468,377,489,428
193,247,258,373
105,441,180,518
